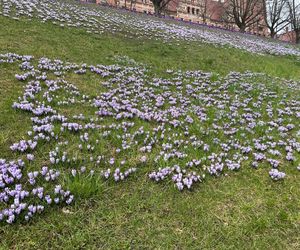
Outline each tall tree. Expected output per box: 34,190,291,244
286,0,300,43
150,0,173,15
225,0,265,32
130,0,136,10
263,0,289,38
199,0,209,23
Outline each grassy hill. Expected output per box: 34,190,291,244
1,15,300,79
0,1,300,249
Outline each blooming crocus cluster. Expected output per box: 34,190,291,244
61,122,82,132
172,169,203,191
149,165,204,190
100,167,137,181
149,167,173,181
113,167,137,181
0,159,72,224
269,169,286,181
10,140,37,152
0,159,24,187
267,159,280,168
26,154,34,161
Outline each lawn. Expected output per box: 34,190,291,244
0,5,300,250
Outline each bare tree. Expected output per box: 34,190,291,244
225,0,265,32
150,0,173,15
286,0,300,43
129,0,136,10
198,0,222,24
199,0,209,23
263,0,289,38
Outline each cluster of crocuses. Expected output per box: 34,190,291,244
269,169,286,180
1,51,300,225
100,167,137,182
149,165,204,191
0,159,72,224
1,0,300,57
61,122,83,132
10,140,37,152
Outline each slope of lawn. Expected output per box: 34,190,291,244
1,16,300,79
0,11,300,250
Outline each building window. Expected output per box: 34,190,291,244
196,9,199,15
187,6,190,13
192,7,195,15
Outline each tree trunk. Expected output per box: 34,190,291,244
239,23,246,32
153,3,160,15
296,30,300,44
270,29,276,38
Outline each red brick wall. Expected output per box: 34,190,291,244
278,31,296,43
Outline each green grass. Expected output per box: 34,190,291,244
0,14,300,250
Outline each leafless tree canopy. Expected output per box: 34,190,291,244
225,0,265,32
287,0,300,43
263,0,289,37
